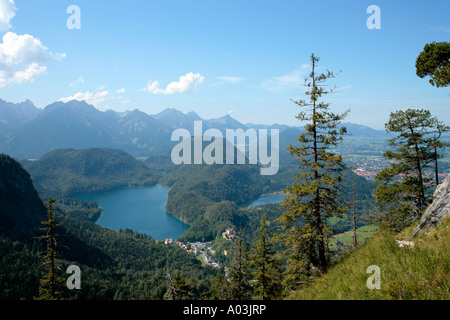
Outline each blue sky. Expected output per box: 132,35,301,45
0,0,449,129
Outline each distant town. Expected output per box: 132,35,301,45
346,157,448,181
164,228,237,269
349,158,389,180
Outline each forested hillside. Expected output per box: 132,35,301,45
22,148,158,197
145,151,376,242
0,154,216,300
18,144,376,244
0,154,46,240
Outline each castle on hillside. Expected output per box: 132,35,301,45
222,228,235,241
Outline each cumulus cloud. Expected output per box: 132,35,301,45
0,0,16,31
141,72,204,95
8,63,47,84
116,87,126,93
59,90,112,107
0,1,65,87
0,32,66,87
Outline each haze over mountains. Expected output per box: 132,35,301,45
0,98,389,160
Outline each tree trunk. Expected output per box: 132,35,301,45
353,183,358,248
434,145,439,186
406,117,427,209
311,56,327,274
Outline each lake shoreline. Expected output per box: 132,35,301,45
246,192,286,208
259,191,286,197
73,185,190,240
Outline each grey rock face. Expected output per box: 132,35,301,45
412,175,450,237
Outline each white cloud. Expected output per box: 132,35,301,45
9,63,46,83
262,66,311,93
0,32,66,87
59,90,112,107
0,0,17,31
116,87,126,93
59,89,130,108
141,72,204,95
69,76,85,87
0,2,65,87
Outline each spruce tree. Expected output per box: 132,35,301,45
209,269,229,300
277,54,348,287
351,183,358,248
227,229,252,300
164,271,193,300
251,214,283,300
35,199,65,300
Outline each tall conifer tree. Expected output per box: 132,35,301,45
227,229,252,300
164,271,193,300
277,54,348,287
209,269,230,300
35,199,65,300
251,213,283,300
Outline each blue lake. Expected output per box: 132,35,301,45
248,194,285,207
74,186,190,240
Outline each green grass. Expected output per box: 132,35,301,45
288,217,450,300
196,255,206,266
329,225,378,248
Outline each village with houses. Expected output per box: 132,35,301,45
346,153,449,182
164,228,236,269
352,163,448,181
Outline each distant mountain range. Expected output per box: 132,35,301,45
0,99,40,145
0,98,390,159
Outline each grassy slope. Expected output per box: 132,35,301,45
329,225,378,249
288,216,450,300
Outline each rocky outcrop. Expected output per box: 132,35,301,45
395,239,415,248
412,174,450,237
